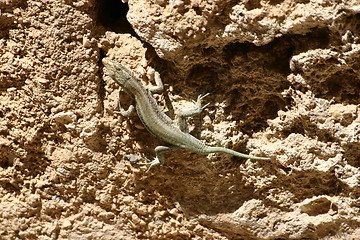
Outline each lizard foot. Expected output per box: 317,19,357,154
125,154,161,172
137,157,161,173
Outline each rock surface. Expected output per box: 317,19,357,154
0,0,359,239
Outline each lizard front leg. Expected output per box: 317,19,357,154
117,93,135,117
177,93,210,133
145,68,164,94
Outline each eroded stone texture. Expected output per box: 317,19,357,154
123,0,360,239
127,0,360,65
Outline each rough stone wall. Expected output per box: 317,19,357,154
0,0,359,239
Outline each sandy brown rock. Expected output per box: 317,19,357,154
0,0,359,239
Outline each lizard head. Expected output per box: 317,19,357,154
102,58,134,86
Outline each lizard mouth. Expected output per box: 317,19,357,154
102,58,111,66
102,58,116,75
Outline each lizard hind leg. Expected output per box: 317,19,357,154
137,145,176,172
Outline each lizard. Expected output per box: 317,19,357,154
102,58,270,172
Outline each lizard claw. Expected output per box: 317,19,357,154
198,92,211,101
195,93,211,110
145,158,161,173
192,92,211,104
201,102,210,110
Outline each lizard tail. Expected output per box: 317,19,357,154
203,146,270,160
